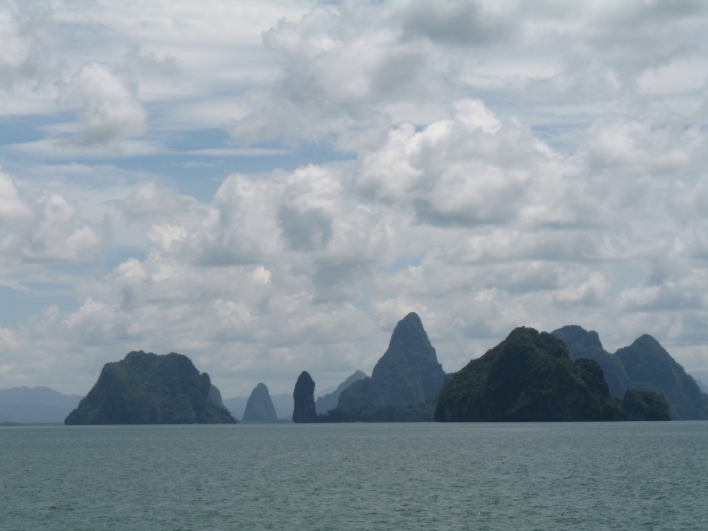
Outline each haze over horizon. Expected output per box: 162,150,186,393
1,0,708,397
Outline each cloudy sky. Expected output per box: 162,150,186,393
1,0,707,397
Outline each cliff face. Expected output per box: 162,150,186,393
435,327,626,422
292,371,317,423
241,383,278,422
65,351,235,424
337,313,445,411
615,335,708,420
552,325,632,399
315,370,367,415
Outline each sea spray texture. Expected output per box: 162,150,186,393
2,423,707,530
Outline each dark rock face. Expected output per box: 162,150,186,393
615,335,708,420
337,313,445,411
241,383,278,422
292,371,317,423
209,385,224,409
621,389,671,421
435,327,626,422
64,351,236,425
552,325,632,399
315,370,367,415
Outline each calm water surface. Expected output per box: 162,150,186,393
1,422,706,530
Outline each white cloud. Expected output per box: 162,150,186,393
60,62,147,149
2,0,708,396
0,168,32,220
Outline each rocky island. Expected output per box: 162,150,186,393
65,351,235,424
337,312,445,411
435,327,626,422
554,325,708,420
292,371,318,423
241,383,278,422
315,370,367,415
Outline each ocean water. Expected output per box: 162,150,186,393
1,422,706,530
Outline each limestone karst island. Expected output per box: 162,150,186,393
65,313,708,425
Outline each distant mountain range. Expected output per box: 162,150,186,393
0,387,82,424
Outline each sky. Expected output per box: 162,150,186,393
1,0,708,397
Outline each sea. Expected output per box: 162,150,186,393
1,422,706,530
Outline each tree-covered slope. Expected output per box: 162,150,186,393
337,313,445,411
435,327,625,422
621,389,671,421
615,335,708,420
551,325,632,399
65,351,235,424
315,370,367,415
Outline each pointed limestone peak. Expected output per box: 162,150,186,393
242,382,278,422
293,371,317,423
337,312,445,411
389,312,428,346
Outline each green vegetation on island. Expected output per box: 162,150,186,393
554,325,708,420
315,370,367,415
64,351,235,425
621,389,671,421
435,327,626,422
551,325,632,399
615,335,708,420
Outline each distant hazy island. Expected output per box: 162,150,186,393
65,351,235,424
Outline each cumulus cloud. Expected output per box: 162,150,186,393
4,0,708,395
0,1,54,90
0,171,102,279
356,99,601,230
0,169,32,220
61,62,147,149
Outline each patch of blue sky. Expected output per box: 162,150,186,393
0,283,80,327
45,246,148,279
111,137,356,201
0,112,75,146
379,255,423,274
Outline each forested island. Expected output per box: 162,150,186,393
65,351,235,424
